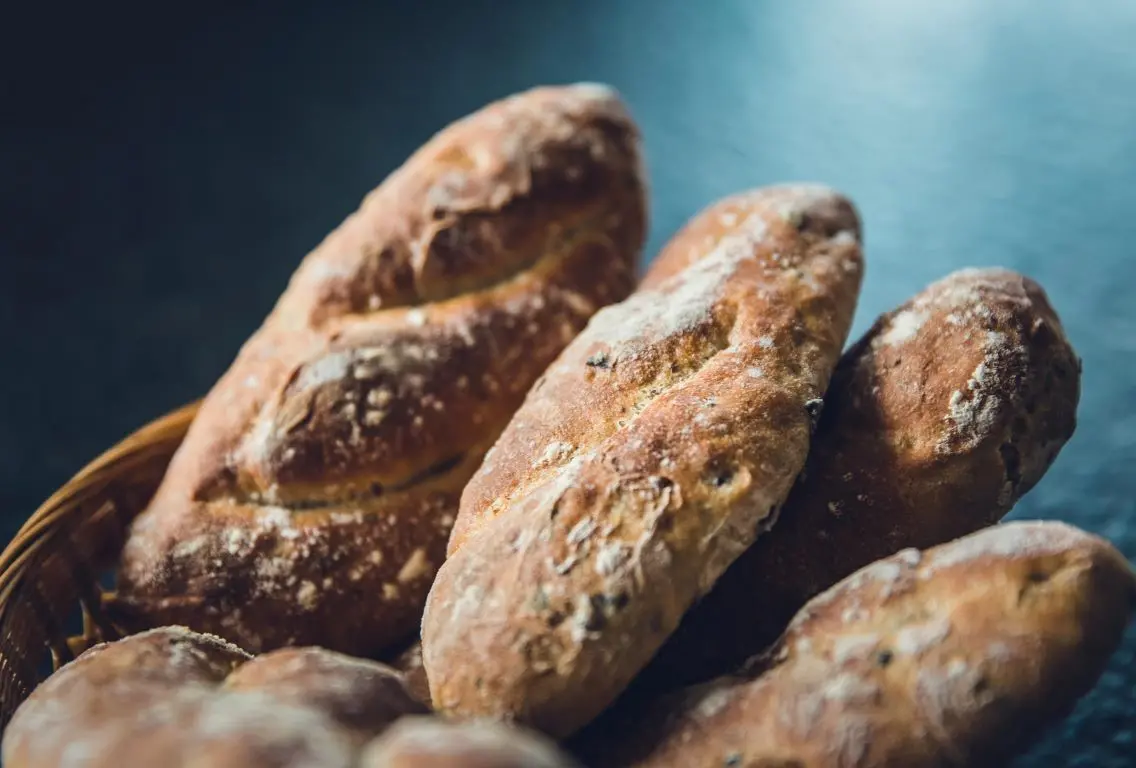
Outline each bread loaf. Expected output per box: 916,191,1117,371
1,627,251,767
3,627,431,767
360,717,581,768
422,185,864,736
636,267,1081,690
223,647,427,742
112,83,647,656
109,690,358,768
596,521,1136,768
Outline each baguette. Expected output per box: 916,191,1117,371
112,83,647,656
638,267,1081,690
422,185,864,736
600,521,1136,768
360,717,581,768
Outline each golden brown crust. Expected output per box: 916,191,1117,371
223,647,427,741
422,185,863,736
2,629,433,767
113,83,647,656
360,717,581,768
2,627,254,767
598,521,1136,768
116,691,358,768
637,267,1081,689
6,688,358,768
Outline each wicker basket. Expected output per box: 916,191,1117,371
0,401,200,730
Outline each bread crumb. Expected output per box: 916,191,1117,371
878,308,928,347
397,548,433,583
174,537,208,558
832,634,879,664
567,517,597,546
693,688,733,720
894,617,952,656
536,441,575,467
296,581,318,610
366,388,392,407
822,673,879,703
595,542,632,576
569,595,597,643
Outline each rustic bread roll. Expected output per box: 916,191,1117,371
3,628,432,767
597,521,1136,768
636,267,1081,690
2,626,252,767
21,688,359,768
112,83,647,656
422,185,864,736
223,647,427,742
360,717,581,768
109,690,358,768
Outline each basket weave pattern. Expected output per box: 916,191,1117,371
0,402,200,729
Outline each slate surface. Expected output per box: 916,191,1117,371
1,1,1133,763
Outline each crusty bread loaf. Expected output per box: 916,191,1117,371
360,717,581,768
3,627,431,767
594,521,1136,768
1,626,251,767
635,267,1081,690
422,185,864,736
110,690,358,768
112,83,647,656
223,647,427,742
0,626,248,752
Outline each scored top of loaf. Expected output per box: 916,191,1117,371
451,184,862,555
115,83,647,656
170,82,647,505
423,184,864,735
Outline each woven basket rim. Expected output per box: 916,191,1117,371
0,400,201,729
0,401,199,577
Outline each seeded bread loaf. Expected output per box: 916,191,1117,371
597,521,1136,768
636,267,1081,690
422,185,864,736
112,83,647,657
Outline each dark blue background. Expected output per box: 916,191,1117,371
2,1,1133,763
